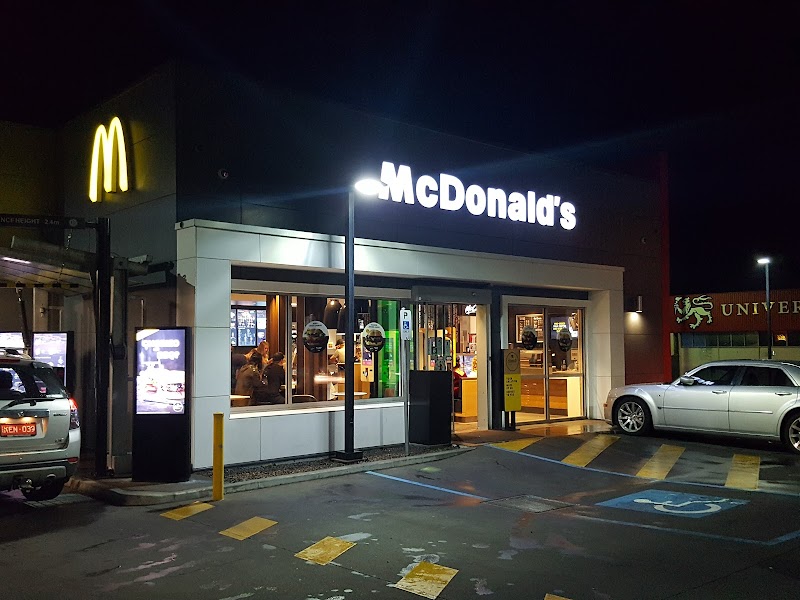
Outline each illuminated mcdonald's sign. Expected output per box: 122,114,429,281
88,116,128,202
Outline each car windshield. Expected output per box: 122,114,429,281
0,364,67,400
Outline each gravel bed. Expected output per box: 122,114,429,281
196,443,456,483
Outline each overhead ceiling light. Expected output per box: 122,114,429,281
2,256,31,265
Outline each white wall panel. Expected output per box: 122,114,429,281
195,258,231,328
191,394,230,469
193,326,231,399
225,417,262,464
198,227,261,262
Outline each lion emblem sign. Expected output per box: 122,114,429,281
674,295,713,329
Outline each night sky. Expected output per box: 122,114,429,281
3,2,798,294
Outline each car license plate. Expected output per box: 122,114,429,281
0,422,37,437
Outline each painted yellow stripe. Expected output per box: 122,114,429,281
492,437,542,452
545,594,572,600
295,536,356,565
726,454,760,490
637,444,685,479
561,435,619,467
395,561,458,599
160,502,214,521
219,516,277,540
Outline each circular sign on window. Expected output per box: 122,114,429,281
302,320,329,354
520,325,538,350
557,327,573,352
362,322,386,353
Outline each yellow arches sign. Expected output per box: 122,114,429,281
89,116,128,202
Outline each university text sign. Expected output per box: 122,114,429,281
672,291,800,332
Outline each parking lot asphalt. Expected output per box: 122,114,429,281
63,419,800,506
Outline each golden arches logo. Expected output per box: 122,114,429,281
89,116,128,202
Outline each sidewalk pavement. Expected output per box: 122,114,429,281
65,419,611,507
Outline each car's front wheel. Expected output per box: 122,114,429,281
781,411,800,455
22,480,65,501
614,397,652,435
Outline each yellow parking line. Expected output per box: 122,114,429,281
561,435,619,467
492,437,542,452
545,594,572,600
726,454,760,490
295,536,356,565
637,445,685,479
219,516,277,540
160,502,214,521
395,561,458,599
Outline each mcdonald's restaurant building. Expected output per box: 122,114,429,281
1,61,668,475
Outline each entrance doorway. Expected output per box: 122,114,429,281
414,302,487,435
509,305,585,424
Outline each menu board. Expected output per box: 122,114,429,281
516,314,543,344
0,331,25,349
237,309,257,347
256,309,267,343
230,308,268,347
135,328,187,415
32,332,70,385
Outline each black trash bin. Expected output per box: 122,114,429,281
409,370,452,445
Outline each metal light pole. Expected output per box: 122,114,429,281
333,179,382,463
757,257,772,359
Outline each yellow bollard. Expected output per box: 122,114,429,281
212,412,224,501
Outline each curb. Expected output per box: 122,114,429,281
66,446,471,507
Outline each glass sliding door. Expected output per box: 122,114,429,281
414,302,485,433
509,305,585,423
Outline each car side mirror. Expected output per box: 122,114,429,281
679,376,695,386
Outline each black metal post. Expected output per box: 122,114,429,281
95,217,112,477
765,261,772,359
334,191,362,462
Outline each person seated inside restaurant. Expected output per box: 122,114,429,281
234,353,263,401
245,340,271,376
255,352,286,405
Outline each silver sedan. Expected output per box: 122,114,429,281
604,359,800,454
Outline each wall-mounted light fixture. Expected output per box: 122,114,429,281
626,295,643,313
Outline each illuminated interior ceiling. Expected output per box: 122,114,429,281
0,246,92,295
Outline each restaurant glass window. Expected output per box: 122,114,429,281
229,292,401,410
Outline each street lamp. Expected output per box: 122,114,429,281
334,178,382,463
757,257,772,359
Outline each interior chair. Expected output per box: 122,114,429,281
291,394,317,403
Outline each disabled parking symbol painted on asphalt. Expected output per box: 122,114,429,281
598,490,748,519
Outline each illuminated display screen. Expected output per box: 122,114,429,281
0,332,25,349
32,332,70,386
230,307,267,347
135,328,187,415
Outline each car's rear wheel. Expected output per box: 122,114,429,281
615,397,652,435
781,411,800,455
22,480,65,501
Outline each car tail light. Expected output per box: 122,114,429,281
69,397,80,430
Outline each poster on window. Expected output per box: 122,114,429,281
135,328,188,415
302,320,329,353
360,342,374,383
